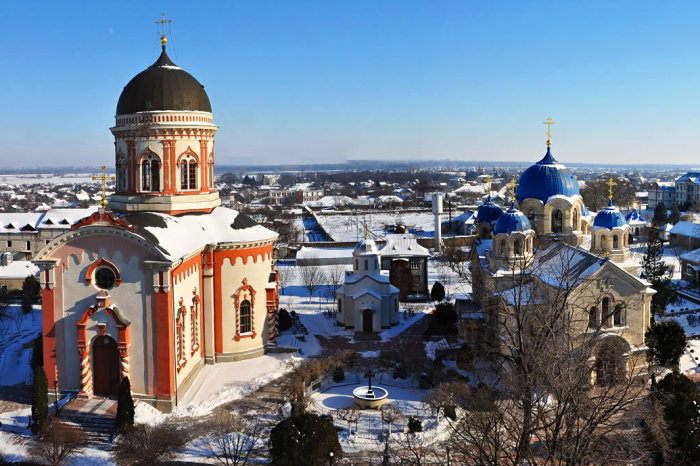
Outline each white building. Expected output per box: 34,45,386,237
336,239,399,334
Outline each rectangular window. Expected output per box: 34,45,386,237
181,164,187,190
0,285,7,294
26,241,31,250
410,259,420,270
382,259,391,270
189,164,196,190
6,241,11,248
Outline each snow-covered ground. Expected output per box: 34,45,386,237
315,211,438,242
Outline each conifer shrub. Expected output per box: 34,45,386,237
115,377,135,432
430,281,445,302
31,367,49,436
407,416,423,433
269,413,342,465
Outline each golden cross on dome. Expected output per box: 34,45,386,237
486,175,492,197
156,13,172,47
363,221,369,239
510,179,518,204
608,177,614,202
92,166,115,209
543,116,555,146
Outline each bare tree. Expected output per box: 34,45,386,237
204,410,263,466
441,247,653,465
298,261,324,302
30,420,85,466
277,266,294,296
111,423,187,465
326,264,345,299
381,403,404,436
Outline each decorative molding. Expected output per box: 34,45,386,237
71,211,134,232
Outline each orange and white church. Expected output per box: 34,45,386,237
32,34,280,412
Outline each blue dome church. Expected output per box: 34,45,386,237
515,120,591,245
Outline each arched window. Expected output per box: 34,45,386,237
552,210,563,233
240,300,252,333
141,155,160,192
572,209,579,231
209,157,215,189
588,306,597,329
338,299,342,313
481,228,490,240
601,235,607,251
602,297,610,327
613,235,619,249
527,209,538,231
180,155,198,190
514,239,522,255
364,260,368,271
116,156,127,191
614,304,624,327
500,239,506,254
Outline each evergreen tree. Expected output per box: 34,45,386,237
653,202,669,227
670,202,681,225
430,281,445,302
641,227,677,316
646,320,686,368
269,413,342,465
115,376,135,432
22,275,41,305
30,334,43,370
31,367,49,436
655,370,700,463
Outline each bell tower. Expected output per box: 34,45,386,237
109,18,220,215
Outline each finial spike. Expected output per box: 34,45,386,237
510,179,518,205
608,177,614,203
543,116,555,146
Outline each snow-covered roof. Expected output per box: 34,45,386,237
125,207,277,260
381,234,430,258
669,221,700,237
297,247,353,260
681,248,700,264
0,260,39,279
0,207,97,233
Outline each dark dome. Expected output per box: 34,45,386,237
516,147,579,204
116,47,212,115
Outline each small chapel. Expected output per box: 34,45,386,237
33,28,280,412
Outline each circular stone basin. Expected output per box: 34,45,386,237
353,386,389,410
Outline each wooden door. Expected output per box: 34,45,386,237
363,309,373,333
92,336,120,396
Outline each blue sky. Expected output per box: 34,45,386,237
2,1,700,167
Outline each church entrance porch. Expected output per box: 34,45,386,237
363,309,373,333
92,336,121,396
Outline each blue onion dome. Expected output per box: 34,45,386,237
593,201,628,230
516,147,580,204
476,197,504,224
494,204,532,235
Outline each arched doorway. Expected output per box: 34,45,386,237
595,337,629,386
92,336,120,396
363,309,373,333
